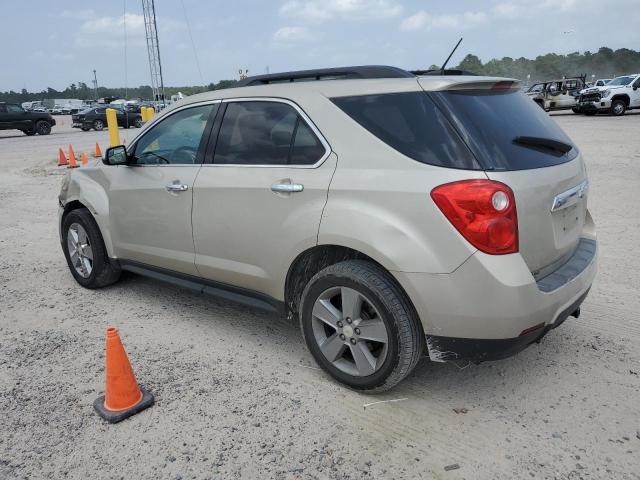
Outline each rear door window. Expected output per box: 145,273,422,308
432,89,578,171
213,101,326,166
331,92,480,169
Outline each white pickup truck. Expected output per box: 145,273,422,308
576,74,640,116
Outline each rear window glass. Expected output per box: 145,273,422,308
431,89,578,171
331,92,480,170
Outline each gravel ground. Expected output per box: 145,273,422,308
0,113,639,480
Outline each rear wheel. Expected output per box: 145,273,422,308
93,119,105,131
35,121,52,135
134,118,143,128
610,99,626,116
300,260,423,392
61,208,121,289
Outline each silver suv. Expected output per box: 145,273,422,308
59,66,597,392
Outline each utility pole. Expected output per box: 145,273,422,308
142,0,165,108
92,70,99,100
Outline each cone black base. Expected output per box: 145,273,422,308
94,387,154,423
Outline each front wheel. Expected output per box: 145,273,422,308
61,208,121,289
35,121,52,135
134,118,143,128
300,260,424,392
93,119,105,131
610,99,626,116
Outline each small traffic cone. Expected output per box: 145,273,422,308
94,142,102,158
80,152,88,165
68,145,78,168
58,148,67,166
93,327,154,423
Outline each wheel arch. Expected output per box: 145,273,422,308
61,178,114,257
284,245,422,334
611,94,630,106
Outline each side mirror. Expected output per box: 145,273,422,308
103,145,128,166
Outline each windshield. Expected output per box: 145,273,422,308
607,76,635,86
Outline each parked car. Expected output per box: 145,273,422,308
72,105,143,131
48,106,63,115
591,78,611,87
525,76,586,112
0,102,56,135
576,74,640,116
58,66,597,392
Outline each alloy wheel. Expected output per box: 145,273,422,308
613,102,625,115
311,286,389,377
67,223,93,278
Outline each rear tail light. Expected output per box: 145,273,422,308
431,180,518,255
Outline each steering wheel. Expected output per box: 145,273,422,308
171,146,197,164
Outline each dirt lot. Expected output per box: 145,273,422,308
1,112,639,480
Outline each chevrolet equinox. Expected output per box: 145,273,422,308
58,66,597,392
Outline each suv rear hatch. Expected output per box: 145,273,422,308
424,79,588,278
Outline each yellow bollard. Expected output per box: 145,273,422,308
105,108,120,147
147,106,155,120
140,106,148,123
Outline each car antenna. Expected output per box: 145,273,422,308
440,37,463,75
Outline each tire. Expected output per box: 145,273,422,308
61,208,121,289
610,99,626,116
134,118,143,128
572,107,581,114
81,127,90,132
35,121,51,135
300,260,424,392
93,119,105,131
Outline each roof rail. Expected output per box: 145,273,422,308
236,65,414,87
410,69,478,76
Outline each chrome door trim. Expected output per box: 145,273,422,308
550,179,589,212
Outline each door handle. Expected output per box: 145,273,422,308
271,183,304,193
166,183,189,192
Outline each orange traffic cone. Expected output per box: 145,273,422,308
58,148,67,166
94,142,102,158
68,145,78,168
93,327,154,423
80,152,88,165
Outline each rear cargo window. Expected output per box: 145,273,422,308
431,89,578,171
331,92,480,170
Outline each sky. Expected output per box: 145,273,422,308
2,0,638,91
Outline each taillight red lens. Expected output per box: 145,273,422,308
431,180,518,255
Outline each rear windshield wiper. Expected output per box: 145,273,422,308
513,136,573,155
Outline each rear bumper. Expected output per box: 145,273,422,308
393,221,597,363
425,287,589,362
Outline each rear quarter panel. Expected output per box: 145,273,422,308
299,92,485,274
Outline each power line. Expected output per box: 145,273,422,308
180,0,204,85
123,0,128,99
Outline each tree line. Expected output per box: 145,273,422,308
3,47,639,103
0,80,238,104
454,47,640,83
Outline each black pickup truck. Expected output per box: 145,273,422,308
0,102,56,135
72,105,143,131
